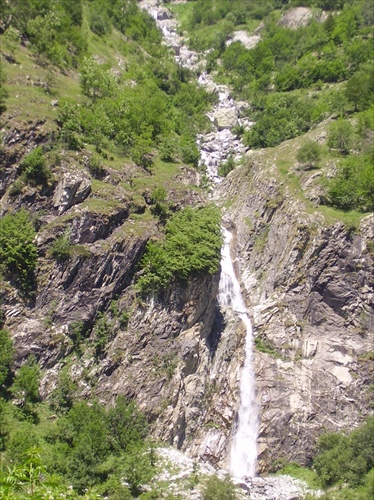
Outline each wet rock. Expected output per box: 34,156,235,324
212,108,238,130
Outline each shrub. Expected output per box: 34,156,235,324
314,417,374,488
49,230,71,260
202,475,238,500
325,154,374,212
137,205,222,295
89,1,112,36
0,329,14,387
0,209,37,292
327,119,354,154
10,355,41,408
19,147,50,185
89,155,106,179
296,140,321,169
218,154,235,177
80,58,117,100
8,178,25,197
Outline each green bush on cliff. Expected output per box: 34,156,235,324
19,146,51,185
0,329,14,388
137,205,222,295
0,209,37,292
314,416,374,489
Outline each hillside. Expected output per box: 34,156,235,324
0,0,373,499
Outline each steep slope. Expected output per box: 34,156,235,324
1,1,373,498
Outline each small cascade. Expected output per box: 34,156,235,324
219,228,259,478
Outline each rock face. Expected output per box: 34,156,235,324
278,7,314,29
2,0,373,493
218,159,374,471
53,171,91,214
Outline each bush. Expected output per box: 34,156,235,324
327,119,354,154
202,475,238,500
314,417,374,488
0,330,14,387
49,230,71,260
89,1,112,36
10,355,41,408
137,205,222,295
19,146,50,185
296,140,321,169
325,153,374,212
218,154,235,177
0,209,37,292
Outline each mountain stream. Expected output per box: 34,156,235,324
139,0,258,480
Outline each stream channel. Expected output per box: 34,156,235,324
140,0,259,480
138,2,322,498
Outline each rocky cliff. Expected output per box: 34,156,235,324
1,0,373,487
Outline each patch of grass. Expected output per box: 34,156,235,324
274,462,321,491
254,336,280,358
80,197,122,214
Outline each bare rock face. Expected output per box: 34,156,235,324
53,171,92,214
278,8,314,29
218,159,374,471
229,32,261,50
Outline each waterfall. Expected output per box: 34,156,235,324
139,0,259,480
219,228,259,478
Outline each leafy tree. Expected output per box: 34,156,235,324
80,58,117,100
49,369,77,413
0,330,14,387
122,444,155,497
296,140,321,169
0,209,37,292
137,205,222,294
89,1,112,36
326,154,374,212
314,417,374,488
345,70,374,112
107,396,148,453
327,119,354,154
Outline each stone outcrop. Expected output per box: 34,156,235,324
219,158,374,471
53,171,92,214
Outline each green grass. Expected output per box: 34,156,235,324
274,463,321,491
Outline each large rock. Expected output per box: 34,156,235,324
212,108,238,130
229,31,261,50
278,7,314,29
53,170,91,214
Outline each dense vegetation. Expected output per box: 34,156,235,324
172,0,374,213
0,210,37,293
0,329,156,499
277,417,374,499
1,0,215,168
137,205,222,295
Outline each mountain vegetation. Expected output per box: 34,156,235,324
0,0,373,498
172,0,374,212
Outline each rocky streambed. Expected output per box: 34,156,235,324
140,0,252,184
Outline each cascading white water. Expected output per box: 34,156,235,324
140,0,259,480
219,228,259,478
